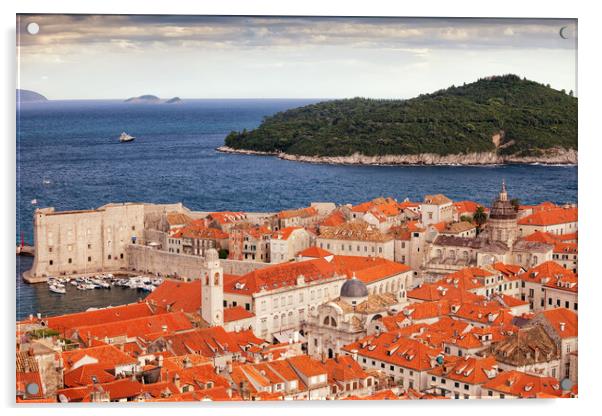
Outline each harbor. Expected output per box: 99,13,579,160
16,256,151,320
46,273,163,295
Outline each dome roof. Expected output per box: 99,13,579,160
340,277,368,298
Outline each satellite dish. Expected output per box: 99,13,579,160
25,382,39,396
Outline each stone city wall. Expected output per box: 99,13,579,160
126,244,268,280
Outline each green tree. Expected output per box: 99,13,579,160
473,206,488,229
510,198,521,211
460,215,474,223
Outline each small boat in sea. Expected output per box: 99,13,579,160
119,132,135,143
49,285,66,294
31,199,38,205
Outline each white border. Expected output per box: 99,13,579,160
3,1,600,415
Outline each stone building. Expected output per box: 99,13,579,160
316,220,394,261
420,194,453,227
305,277,404,360
28,203,146,279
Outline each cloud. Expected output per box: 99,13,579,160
17,15,577,54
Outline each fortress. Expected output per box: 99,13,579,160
24,202,271,283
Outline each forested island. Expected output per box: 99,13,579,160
221,75,577,165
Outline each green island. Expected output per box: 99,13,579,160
223,75,577,164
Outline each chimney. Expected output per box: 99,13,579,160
162,325,168,333
351,349,358,361
559,322,566,332
158,355,164,368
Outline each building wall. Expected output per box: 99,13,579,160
127,245,269,280
518,221,578,238
270,229,311,264
30,203,146,278
252,276,346,339
316,238,394,261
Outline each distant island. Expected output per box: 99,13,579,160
124,95,183,104
221,75,577,165
16,89,48,102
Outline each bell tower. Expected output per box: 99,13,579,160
201,248,224,326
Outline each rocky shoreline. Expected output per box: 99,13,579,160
216,146,577,166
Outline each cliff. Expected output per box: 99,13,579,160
217,146,577,166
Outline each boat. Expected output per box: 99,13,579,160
119,132,135,143
31,199,37,205
49,285,66,294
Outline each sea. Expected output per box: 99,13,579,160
16,99,578,320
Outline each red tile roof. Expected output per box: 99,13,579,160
429,355,498,385
323,355,368,383
62,344,136,372
539,308,577,338
518,207,577,226
146,280,201,313
320,210,347,227
278,206,318,219
74,312,193,344
223,306,255,323
45,303,154,335
63,363,115,387
159,327,267,357
342,332,443,371
272,226,304,240
518,261,576,285
297,246,333,258
482,370,563,398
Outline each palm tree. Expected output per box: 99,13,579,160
473,206,488,230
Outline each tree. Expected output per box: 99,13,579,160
460,215,474,223
510,198,521,211
569,90,574,97
473,206,488,229
218,249,229,259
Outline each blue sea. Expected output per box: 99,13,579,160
16,99,577,319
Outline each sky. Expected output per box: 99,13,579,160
16,15,577,100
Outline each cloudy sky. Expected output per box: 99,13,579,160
16,15,577,100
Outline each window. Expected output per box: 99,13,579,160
108,254,112,260
68,258,72,264
49,260,53,265
48,247,53,253
120,253,124,259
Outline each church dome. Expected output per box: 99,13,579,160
340,276,368,298
489,180,517,220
